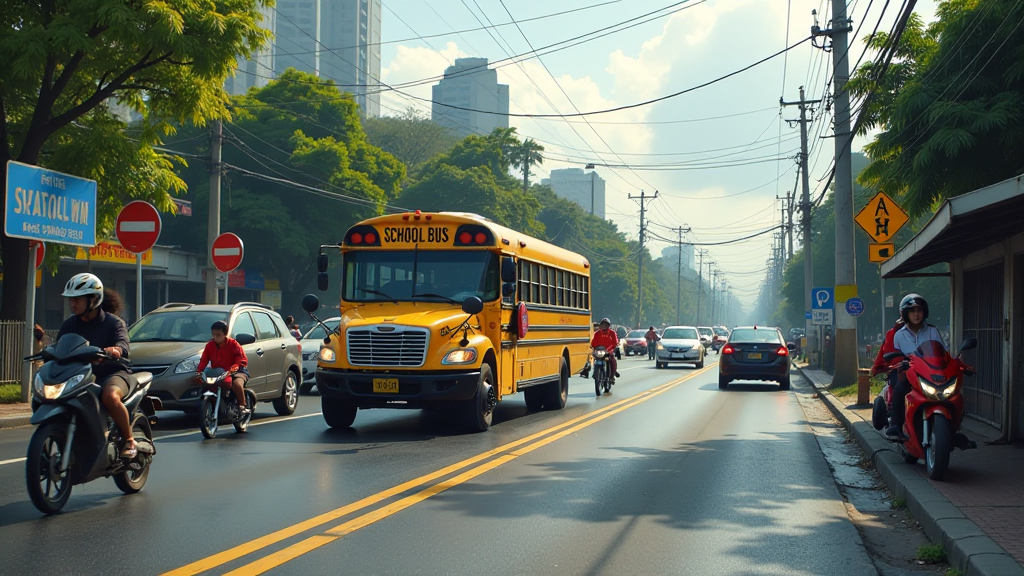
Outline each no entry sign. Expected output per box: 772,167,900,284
30,241,44,269
211,233,244,273
115,201,162,253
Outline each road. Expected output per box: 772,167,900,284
0,354,877,576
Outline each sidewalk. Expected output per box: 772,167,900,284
0,402,32,429
798,364,1024,576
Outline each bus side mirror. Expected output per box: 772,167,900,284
317,253,328,273
501,258,517,283
502,283,515,297
317,272,329,291
301,294,320,313
462,296,484,315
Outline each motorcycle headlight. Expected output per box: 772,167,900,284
34,373,45,395
920,382,939,400
318,347,337,363
938,380,958,399
594,349,607,359
42,374,84,400
442,349,477,365
174,354,201,373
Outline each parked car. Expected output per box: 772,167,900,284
299,317,340,394
623,330,649,356
697,326,715,349
128,302,302,415
718,326,795,390
655,326,705,369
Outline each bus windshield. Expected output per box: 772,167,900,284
344,250,500,303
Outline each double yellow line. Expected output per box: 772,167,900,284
165,367,712,576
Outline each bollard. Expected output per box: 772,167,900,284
857,368,871,406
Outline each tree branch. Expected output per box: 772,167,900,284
0,97,9,162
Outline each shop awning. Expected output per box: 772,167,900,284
882,175,1024,278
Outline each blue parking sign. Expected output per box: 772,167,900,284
811,287,834,310
5,161,96,247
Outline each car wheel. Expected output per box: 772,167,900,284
273,371,299,416
655,361,663,369
718,374,729,390
779,376,791,390
695,355,704,369
322,397,357,429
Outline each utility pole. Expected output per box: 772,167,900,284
672,226,692,325
695,249,708,326
703,260,715,325
628,190,658,328
711,268,719,326
814,5,858,386
781,85,819,367
787,190,795,258
205,120,222,304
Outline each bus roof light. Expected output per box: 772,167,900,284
474,232,487,244
459,232,472,244
364,232,377,244
351,232,363,244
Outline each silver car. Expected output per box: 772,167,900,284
299,317,340,394
655,326,706,369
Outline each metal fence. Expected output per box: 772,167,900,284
0,321,59,384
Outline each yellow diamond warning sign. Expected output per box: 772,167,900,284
855,191,909,243
868,243,896,263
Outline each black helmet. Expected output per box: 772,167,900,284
599,317,611,326
899,293,929,323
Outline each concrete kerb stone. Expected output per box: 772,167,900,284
0,415,32,429
796,365,1024,576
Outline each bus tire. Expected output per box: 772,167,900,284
322,398,357,429
463,364,496,432
542,358,569,411
523,387,544,411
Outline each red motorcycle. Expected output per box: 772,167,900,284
871,338,978,480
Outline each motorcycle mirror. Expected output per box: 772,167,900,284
301,294,321,313
883,351,904,362
959,337,978,353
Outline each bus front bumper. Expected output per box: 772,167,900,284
316,368,482,407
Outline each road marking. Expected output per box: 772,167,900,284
0,457,26,466
166,366,715,576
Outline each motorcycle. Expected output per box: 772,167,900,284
198,368,256,439
592,346,613,397
871,337,978,480
24,334,158,514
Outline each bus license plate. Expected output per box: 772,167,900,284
373,378,399,393
747,352,762,360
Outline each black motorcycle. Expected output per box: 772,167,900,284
24,334,158,514
592,346,613,397
199,367,256,438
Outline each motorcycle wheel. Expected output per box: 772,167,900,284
594,366,603,397
871,396,888,431
234,390,258,433
926,414,953,480
200,396,219,439
26,422,74,514
114,417,153,494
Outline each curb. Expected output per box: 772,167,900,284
0,414,32,430
797,366,1024,576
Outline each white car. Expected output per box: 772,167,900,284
655,326,706,369
299,317,340,394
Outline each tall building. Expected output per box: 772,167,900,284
226,6,277,96
661,244,695,272
320,0,382,117
431,58,509,137
541,168,606,219
274,0,321,77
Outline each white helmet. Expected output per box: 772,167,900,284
62,273,104,310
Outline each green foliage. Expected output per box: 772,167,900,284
892,497,908,509
916,544,947,564
0,383,21,404
362,108,460,170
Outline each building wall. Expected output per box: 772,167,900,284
431,58,509,137
320,0,381,117
226,5,276,96
275,0,321,77
540,168,606,219
660,244,695,272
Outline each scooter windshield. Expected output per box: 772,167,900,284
913,340,950,369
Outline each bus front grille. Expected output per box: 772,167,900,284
347,327,429,367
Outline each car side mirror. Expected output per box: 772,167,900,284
317,272,329,291
959,337,978,353
501,257,517,283
317,253,328,273
236,333,256,345
462,296,484,315
786,342,796,351
301,294,320,313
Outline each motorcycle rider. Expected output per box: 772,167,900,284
196,321,250,414
590,318,621,384
886,294,948,440
644,326,660,360
871,317,904,377
56,273,136,457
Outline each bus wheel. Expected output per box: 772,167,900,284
463,364,496,432
523,387,544,411
542,358,569,411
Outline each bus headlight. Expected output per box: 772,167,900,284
442,349,477,365
319,347,337,363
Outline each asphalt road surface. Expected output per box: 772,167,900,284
0,353,876,576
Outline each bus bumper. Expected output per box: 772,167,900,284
316,368,482,407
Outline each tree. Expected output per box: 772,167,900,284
852,0,1024,217
362,108,460,170
0,0,272,319
511,139,544,193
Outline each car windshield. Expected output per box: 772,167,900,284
697,328,713,336
344,250,500,303
627,330,645,338
303,320,341,341
662,328,698,340
729,328,781,344
713,327,729,337
128,311,229,342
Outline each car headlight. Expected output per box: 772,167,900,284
656,343,664,350
442,349,477,365
174,354,201,373
318,347,337,362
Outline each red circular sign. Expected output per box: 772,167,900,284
211,233,244,273
30,241,45,269
115,201,162,253
516,302,529,338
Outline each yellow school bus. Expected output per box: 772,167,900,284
305,211,592,431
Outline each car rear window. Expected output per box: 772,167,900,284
662,328,698,340
729,329,781,344
627,330,645,338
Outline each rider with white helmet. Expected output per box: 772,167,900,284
56,273,136,457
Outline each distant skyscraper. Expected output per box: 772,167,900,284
431,58,509,137
320,0,381,117
541,168,606,219
274,0,321,77
226,6,277,96
661,244,695,271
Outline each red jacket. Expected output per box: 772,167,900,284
591,328,619,350
198,338,248,374
871,326,900,375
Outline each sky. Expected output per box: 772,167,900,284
375,0,939,307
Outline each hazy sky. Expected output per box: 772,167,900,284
376,0,939,306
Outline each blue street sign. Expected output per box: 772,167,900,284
846,297,865,316
805,311,812,320
811,287,834,310
5,161,96,247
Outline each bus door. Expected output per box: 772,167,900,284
499,256,519,396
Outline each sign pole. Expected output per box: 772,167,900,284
136,253,143,324
224,272,229,305
880,268,885,339
21,243,38,403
